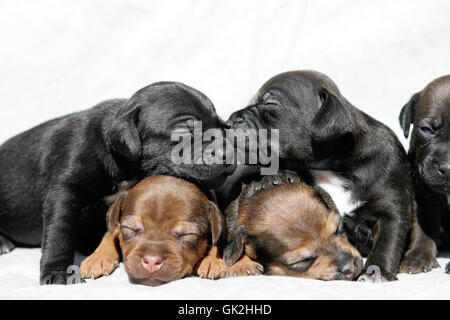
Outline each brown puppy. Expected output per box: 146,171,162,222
220,172,363,280
80,175,224,286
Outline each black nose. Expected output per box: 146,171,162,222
337,256,361,279
437,164,450,178
338,262,354,276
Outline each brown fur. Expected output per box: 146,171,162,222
224,178,363,281
80,175,224,286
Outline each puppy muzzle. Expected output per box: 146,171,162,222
334,254,363,280
419,160,450,193
227,105,263,130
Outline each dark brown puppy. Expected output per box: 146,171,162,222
80,175,224,286
399,75,450,274
219,172,363,281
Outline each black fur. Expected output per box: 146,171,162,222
399,75,450,274
222,70,414,281
0,82,233,285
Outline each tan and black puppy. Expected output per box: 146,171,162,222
214,172,363,281
80,175,225,286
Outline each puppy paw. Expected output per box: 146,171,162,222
225,255,263,278
80,251,119,279
196,255,229,280
357,266,398,282
399,250,440,274
40,269,85,285
0,235,15,255
446,262,449,274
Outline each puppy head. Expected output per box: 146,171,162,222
226,70,363,161
107,175,224,286
399,75,450,193
224,184,362,281
106,82,234,189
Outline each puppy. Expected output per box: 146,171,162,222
80,175,225,286
210,172,362,281
0,82,234,284
399,75,450,274
224,70,414,281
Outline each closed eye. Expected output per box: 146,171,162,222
122,226,142,240
287,257,316,272
174,233,200,239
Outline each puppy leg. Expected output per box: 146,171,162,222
355,203,409,282
446,262,450,274
400,213,440,274
225,255,263,277
80,230,120,279
0,234,15,255
40,192,86,285
196,246,229,280
197,247,263,279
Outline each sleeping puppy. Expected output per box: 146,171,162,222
399,75,450,274
0,82,233,285
225,70,414,281
207,172,362,280
80,175,225,286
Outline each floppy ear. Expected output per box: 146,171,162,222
223,228,245,266
311,89,356,143
207,201,225,246
106,192,127,232
399,92,420,138
313,186,340,215
106,107,142,167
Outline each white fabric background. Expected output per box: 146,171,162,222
0,0,449,299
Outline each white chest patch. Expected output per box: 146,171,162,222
310,170,364,216
103,180,137,205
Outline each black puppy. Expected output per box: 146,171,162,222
0,82,233,284
399,75,450,274
225,70,414,281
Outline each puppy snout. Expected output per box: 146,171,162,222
338,260,355,276
337,256,362,280
142,255,164,273
227,107,256,129
228,113,246,128
437,163,450,179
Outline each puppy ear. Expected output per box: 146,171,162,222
106,107,142,167
311,89,356,143
313,186,340,215
207,201,225,245
399,92,419,138
106,192,127,232
224,228,245,266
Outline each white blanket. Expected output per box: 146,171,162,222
0,248,448,299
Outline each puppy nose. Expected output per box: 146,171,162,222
437,164,450,178
337,257,359,278
142,255,164,273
